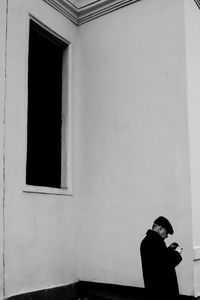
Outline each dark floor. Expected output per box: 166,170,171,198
79,282,148,300
78,281,195,300
7,281,196,300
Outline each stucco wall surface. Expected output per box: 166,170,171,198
77,0,193,296
1,0,197,298
0,0,8,298
184,0,200,297
4,0,79,297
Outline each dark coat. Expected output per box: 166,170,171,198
140,229,182,300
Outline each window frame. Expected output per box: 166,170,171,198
23,16,72,196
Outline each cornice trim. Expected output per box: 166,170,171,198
79,0,141,25
194,0,200,9
43,0,78,25
43,0,141,26
67,0,104,9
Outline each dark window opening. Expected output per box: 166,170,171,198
26,20,67,188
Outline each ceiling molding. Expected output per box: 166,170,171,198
66,0,104,9
43,0,78,24
194,0,200,9
43,0,141,26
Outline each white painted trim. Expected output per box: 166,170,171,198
43,0,78,25
65,42,73,194
23,185,73,196
43,0,141,25
23,16,73,195
66,0,106,9
194,246,200,261
194,0,200,9
79,0,142,24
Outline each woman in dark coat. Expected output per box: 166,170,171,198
140,216,182,300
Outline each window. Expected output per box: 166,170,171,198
26,20,68,190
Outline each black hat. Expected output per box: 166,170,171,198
154,216,174,235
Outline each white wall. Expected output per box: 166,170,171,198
1,0,197,298
0,1,8,298
4,0,79,297
77,0,193,295
184,0,200,297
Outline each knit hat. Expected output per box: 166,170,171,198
154,216,174,235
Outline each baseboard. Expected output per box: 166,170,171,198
6,282,80,300
6,280,196,300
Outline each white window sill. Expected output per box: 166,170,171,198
194,246,200,261
23,185,73,196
